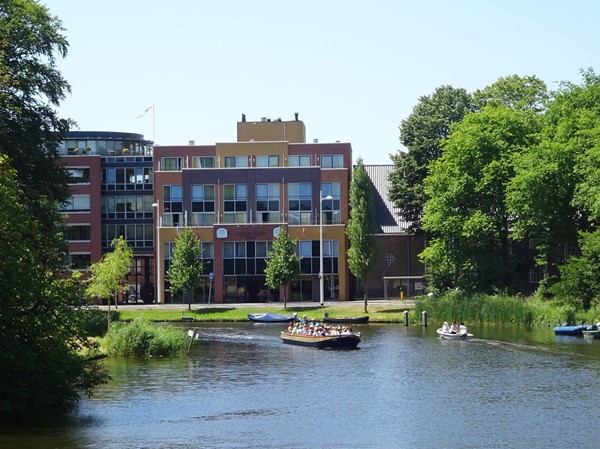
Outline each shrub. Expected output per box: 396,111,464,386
106,317,187,357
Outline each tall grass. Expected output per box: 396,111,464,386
414,291,595,326
105,317,187,357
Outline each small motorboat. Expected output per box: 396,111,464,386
553,324,584,336
582,323,600,338
280,331,361,349
248,312,297,323
322,313,369,324
436,328,474,340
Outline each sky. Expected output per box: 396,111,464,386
43,0,600,164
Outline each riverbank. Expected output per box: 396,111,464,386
103,299,416,323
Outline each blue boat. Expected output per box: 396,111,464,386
248,312,297,323
554,324,584,336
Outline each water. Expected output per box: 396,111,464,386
2,324,599,449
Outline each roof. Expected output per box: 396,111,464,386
362,165,411,234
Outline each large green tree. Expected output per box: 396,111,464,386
0,0,108,416
421,105,542,291
0,156,108,415
346,158,376,313
264,226,301,309
389,85,472,232
167,228,203,310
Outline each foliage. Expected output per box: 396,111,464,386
548,229,600,309
86,236,134,304
105,318,187,357
472,74,549,112
0,160,108,416
346,158,377,312
421,105,542,291
389,85,472,231
414,292,586,327
167,228,203,307
0,1,110,416
1,0,73,266
264,226,301,308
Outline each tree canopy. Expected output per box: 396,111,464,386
346,158,376,312
264,226,301,309
389,85,473,232
0,0,108,416
167,228,203,309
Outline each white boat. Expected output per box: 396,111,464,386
436,328,474,340
582,323,600,338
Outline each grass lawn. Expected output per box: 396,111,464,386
115,303,416,323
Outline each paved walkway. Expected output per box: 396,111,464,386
99,299,415,311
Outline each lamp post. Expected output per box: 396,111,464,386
319,191,333,306
152,200,162,304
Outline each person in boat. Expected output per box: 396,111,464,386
458,323,468,336
450,321,459,334
442,322,451,333
299,315,309,325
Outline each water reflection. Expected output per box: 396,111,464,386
1,324,599,449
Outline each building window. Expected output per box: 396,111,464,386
101,195,154,219
224,156,248,167
321,182,342,224
102,167,152,191
192,156,215,168
67,168,90,184
256,155,279,167
65,225,91,241
288,182,312,225
320,154,344,168
102,224,154,249
68,253,91,270
223,241,272,275
191,184,215,226
161,157,183,171
223,184,247,223
163,185,183,226
61,195,90,212
297,239,338,275
256,183,280,223
288,155,312,166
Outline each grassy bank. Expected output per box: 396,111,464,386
109,293,600,327
114,303,415,323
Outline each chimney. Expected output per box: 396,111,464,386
294,112,299,121
188,140,194,146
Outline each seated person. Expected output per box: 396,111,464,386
450,321,459,334
442,322,451,333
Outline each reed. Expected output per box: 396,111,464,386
105,317,188,357
414,292,593,326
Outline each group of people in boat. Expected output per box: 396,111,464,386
442,321,468,336
287,319,356,337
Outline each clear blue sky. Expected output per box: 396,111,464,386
44,0,600,164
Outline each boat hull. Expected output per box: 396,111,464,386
323,316,369,324
248,313,296,323
436,328,474,340
554,325,584,336
280,332,361,349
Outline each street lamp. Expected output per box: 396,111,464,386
152,200,162,304
319,191,333,306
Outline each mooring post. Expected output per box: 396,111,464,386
422,310,428,327
403,310,409,326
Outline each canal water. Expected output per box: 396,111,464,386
2,323,600,448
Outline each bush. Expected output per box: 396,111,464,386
106,317,187,357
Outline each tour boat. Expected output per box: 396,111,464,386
280,331,361,349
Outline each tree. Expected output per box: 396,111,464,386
421,105,542,292
346,158,376,313
1,0,73,265
0,155,108,416
167,228,203,310
473,74,549,112
86,237,134,322
264,226,301,309
389,85,472,232
0,1,108,416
